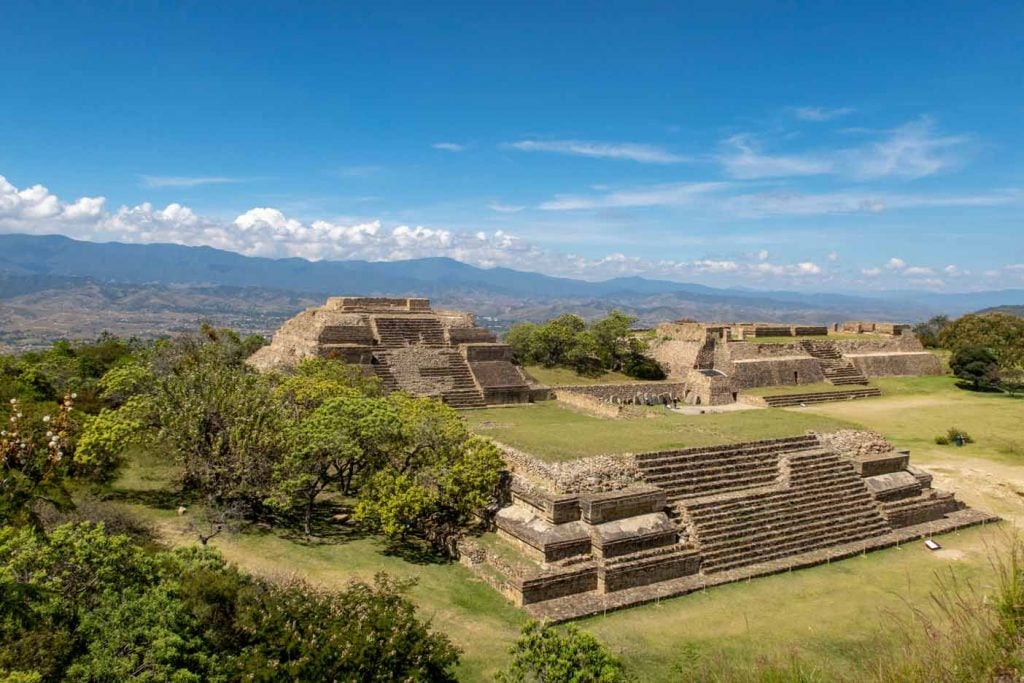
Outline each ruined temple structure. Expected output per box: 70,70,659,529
646,321,942,406
461,431,996,621
248,297,533,407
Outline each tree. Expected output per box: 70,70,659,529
1,523,460,682
0,395,76,528
913,315,951,349
497,620,630,683
950,346,1000,389
354,396,504,547
941,313,1024,372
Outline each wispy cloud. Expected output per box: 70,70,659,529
488,202,525,213
793,106,854,122
507,139,689,164
432,142,465,152
726,189,1019,217
845,117,970,179
719,135,833,179
141,175,243,188
718,118,972,180
539,181,730,210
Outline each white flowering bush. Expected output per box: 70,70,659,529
0,394,77,527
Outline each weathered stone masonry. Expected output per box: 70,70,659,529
248,297,533,407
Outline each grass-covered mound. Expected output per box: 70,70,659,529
464,402,855,461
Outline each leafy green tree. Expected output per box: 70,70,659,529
231,573,459,682
497,620,630,683
355,396,503,546
941,313,1024,373
1,523,460,682
950,346,1000,389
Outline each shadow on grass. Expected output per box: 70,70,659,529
954,381,1007,394
381,537,452,566
101,486,187,511
265,501,373,545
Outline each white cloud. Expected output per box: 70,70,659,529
432,142,465,152
903,266,935,276
725,189,1017,217
719,135,833,179
827,251,839,262
794,106,855,122
886,257,907,270
539,181,729,210
487,202,525,214
141,176,243,188
861,267,882,276
845,118,969,180
719,118,972,181
507,139,688,164
757,249,769,261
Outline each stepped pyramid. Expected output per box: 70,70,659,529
248,297,533,408
468,430,996,621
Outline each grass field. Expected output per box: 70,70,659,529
464,401,855,461
522,365,666,386
108,372,1024,681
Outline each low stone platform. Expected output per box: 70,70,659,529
752,386,882,408
524,508,998,623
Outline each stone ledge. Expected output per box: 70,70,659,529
523,508,1000,623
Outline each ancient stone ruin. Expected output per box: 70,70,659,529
248,297,533,407
644,320,942,406
461,430,996,621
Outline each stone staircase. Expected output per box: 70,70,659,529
679,449,891,573
373,349,486,409
760,387,881,407
635,436,820,505
694,338,716,369
372,316,446,348
800,340,869,386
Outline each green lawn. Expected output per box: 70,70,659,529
464,401,855,461
522,365,667,387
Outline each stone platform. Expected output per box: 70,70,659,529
248,297,533,407
462,430,997,620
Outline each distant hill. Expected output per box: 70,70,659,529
2,233,1023,350
976,305,1024,317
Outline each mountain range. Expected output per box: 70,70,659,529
1,233,1022,350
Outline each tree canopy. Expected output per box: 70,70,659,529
505,311,665,379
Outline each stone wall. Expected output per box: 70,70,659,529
846,352,942,377
728,357,826,388
554,390,625,418
551,383,688,402
498,444,641,494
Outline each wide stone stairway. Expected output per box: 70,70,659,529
372,316,446,347
635,435,821,505
373,348,486,409
800,340,869,386
679,449,890,573
760,387,881,407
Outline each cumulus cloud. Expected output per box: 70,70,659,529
507,139,688,164
432,142,465,152
886,257,907,270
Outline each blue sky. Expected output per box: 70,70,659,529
1,1,1022,291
